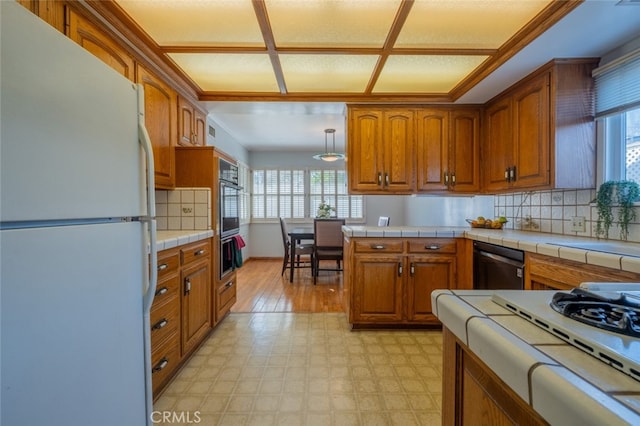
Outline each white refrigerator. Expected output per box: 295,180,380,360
1,3,157,425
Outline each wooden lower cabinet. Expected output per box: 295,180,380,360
348,238,462,326
216,271,237,323
526,252,640,291
443,327,548,425
151,238,216,400
181,257,212,356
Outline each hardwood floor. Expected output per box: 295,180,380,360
231,258,345,313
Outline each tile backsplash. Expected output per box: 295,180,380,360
494,188,640,243
155,188,211,231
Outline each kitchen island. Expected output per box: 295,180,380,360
431,289,640,425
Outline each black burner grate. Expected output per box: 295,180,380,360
551,288,640,338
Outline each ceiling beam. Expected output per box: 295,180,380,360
365,0,415,94
252,0,287,95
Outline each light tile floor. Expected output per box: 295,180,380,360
154,313,443,425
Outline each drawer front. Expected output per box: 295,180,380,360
157,249,179,280
408,238,457,254
151,332,180,396
217,275,237,316
353,239,404,253
181,239,211,266
152,274,180,309
150,296,180,349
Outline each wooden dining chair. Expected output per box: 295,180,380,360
279,217,314,279
313,218,345,284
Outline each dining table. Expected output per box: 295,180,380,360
287,226,314,283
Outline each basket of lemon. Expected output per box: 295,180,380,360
466,216,508,229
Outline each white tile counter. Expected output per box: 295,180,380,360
342,226,640,274
431,289,640,425
156,229,213,251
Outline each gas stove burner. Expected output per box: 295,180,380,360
551,288,640,338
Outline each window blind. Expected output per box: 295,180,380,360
594,49,640,117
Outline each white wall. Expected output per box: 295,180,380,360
404,195,494,227
206,116,249,165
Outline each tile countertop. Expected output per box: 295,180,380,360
156,230,214,251
342,226,640,274
431,289,640,425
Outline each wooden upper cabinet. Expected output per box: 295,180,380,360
178,96,208,147
416,109,449,191
383,110,415,192
347,107,414,193
66,8,134,80
417,108,480,193
512,72,550,189
348,109,384,192
483,98,513,192
481,60,597,193
18,0,65,33
136,64,177,189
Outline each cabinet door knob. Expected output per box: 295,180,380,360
152,318,168,330
152,358,169,373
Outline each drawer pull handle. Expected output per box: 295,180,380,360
426,245,440,250
371,244,385,249
377,172,382,186
158,263,168,271
184,278,191,295
398,262,403,276
410,262,415,276
155,287,168,296
152,358,169,373
152,319,168,330
194,249,205,256
225,281,234,288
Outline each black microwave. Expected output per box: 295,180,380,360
219,158,238,185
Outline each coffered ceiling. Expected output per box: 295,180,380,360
102,0,640,152
114,0,571,102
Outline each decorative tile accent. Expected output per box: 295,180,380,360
155,188,211,231
494,188,640,243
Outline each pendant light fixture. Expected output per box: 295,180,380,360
313,128,345,162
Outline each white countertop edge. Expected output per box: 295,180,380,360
156,229,214,251
531,364,640,425
342,226,640,274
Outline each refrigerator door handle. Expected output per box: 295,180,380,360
138,84,157,426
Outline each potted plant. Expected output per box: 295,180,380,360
595,180,639,240
316,201,336,219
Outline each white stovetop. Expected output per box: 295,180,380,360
432,289,640,426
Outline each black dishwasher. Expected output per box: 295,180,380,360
473,241,525,290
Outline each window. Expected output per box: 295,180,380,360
252,168,364,220
594,47,640,184
237,161,251,224
600,107,640,184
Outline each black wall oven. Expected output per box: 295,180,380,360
219,158,241,238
